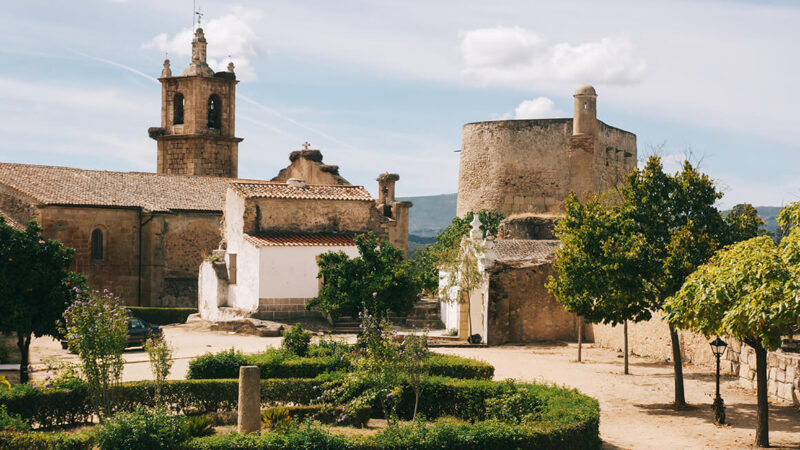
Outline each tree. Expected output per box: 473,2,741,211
60,289,130,421
724,203,769,243
308,233,421,320
551,157,731,404
666,231,800,447
411,210,504,295
0,218,83,383
547,194,648,371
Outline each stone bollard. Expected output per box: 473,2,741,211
237,365,261,434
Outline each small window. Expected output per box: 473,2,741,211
90,229,103,261
207,94,221,129
173,93,184,125
583,102,588,110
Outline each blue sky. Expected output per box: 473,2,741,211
0,0,797,208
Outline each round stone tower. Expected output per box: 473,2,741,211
456,85,636,218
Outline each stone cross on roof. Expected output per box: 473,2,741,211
302,142,311,150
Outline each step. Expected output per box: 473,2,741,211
405,318,445,329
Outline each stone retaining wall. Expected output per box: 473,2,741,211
727,340,800,404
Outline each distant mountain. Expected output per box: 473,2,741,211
399,195,783,242
398,193,457,237
752,206,780,234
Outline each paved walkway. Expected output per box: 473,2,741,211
436,343,800,449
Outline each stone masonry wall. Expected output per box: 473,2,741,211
0,184,41,226
457,119,636,218
487,262,578,345
591,314,800,404
40,206,140,303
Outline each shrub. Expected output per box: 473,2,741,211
59,289,129,420
0,404,28,431
0,430,95,450
485,380,544,424
185,414,215,437
261,406,291,430
187,349,249,380
127,307,196,325
307,338,351,358
186,348,492,380
142,335,173,400
96,406,188,450
0,342,9,364
281,323,312,357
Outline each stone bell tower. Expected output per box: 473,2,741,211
149,27,243,178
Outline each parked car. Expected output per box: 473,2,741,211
60,317,163,350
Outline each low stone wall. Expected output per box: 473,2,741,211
729,341,800,405
589,314,800,404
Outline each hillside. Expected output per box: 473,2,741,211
399,193,783,241
398,193,457,237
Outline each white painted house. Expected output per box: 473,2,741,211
199,175,407,322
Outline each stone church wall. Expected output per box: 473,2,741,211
40,206,141,303
244,197,378,236
0,184,41,226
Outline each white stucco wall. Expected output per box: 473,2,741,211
227,239,261,312
258,245,359,299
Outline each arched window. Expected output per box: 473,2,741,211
91,229,103,261
173,93,184,125
207,94,221,129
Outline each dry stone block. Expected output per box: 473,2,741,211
237,366,261,434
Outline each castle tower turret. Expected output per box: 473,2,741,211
572,85,597,136
148,27,242,178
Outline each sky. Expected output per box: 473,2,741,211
0,0,797,208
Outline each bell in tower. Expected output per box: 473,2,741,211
148,27,243,178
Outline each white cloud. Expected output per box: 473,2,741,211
513,97,561,119
144,6,264,81
0,78,141,112
460,26,648,86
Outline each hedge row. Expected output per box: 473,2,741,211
0,430,95,450
187,349,494,380
128,307,197,325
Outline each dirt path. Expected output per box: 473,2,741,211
434,343,800,449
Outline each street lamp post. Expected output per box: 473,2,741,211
710,336,728,425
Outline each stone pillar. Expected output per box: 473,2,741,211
237,365,260,433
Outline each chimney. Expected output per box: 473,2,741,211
376,173,399,205
287,178,306,188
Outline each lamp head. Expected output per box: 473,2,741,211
709,337,728,356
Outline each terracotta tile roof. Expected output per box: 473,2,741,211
231,181,373,202
0,163,230,212
492,239,559,264
0,208,24,231
244,231,357,247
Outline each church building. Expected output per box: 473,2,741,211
0,27,410,310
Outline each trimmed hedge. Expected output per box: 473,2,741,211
187,349,494,381
128,307,197,325
0,430,95,450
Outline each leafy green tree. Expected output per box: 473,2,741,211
550,157,730,405
724,203,769,243
666,230,800,447
547,194,648,371
0,218,84,383
308,233,421,320
412,210,504,294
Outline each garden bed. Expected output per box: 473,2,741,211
186,348,495,380
0,377,600,449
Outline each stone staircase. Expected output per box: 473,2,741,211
330,299,444,333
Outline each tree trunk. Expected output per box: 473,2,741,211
16,333,31,384
753,343,769,447
413,389,420,421
577,316,583,362
668,323,686,407
623,320,629,374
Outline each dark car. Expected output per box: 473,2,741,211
60,317,163,350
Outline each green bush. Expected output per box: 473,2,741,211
281,323,312,357
185,414,215,437
96,406,188,450
0,342,9,364
128,307,197,325
0,430,95,450
0,377,599,449
0,403,28,430
187,348,492,380
0,381,91,428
